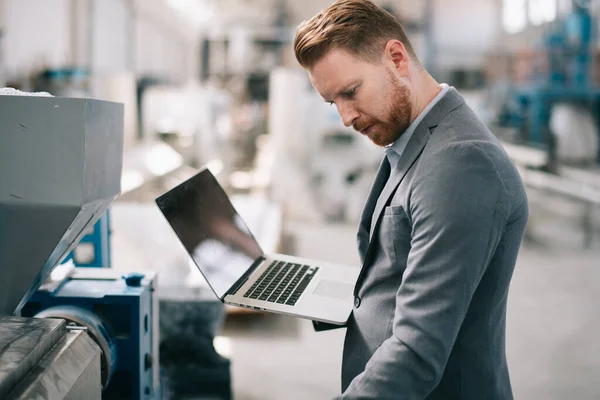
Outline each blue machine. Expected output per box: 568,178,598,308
20,269,159,400
502,1,600,162
66,210,112,268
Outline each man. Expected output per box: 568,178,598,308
293,1,528,399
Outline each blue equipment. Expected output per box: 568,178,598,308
502,2,600,162
66,210,112,268
20,269,159,400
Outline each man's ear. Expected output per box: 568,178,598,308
385,40,410,76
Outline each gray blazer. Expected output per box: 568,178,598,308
316,88,528,400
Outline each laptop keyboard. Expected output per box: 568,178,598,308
243,260,319,306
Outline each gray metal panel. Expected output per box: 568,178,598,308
0,316,66,398
63,345,102,400
82,98,124,203
6,325,102,400
0,205,80,319
0,96,124,315
0,96,85,205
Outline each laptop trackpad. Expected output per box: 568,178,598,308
313,280,353,300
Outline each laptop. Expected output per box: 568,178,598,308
155,167,360,325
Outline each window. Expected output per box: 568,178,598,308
167,0,214,25
503,0,527,33
503,0,559,33
528,0,557,25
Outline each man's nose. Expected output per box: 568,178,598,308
337,103,359,127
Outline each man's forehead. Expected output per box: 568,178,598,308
308,49,363,97
310,49,357,77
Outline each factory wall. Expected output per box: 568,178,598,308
0,0,198,85
134,16,189,81
431,0,500,69
286,0,499,72
2,0,72,80
133,0,198,81
0,0,503,87
91,0,131,73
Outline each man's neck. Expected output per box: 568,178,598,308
409,74,443,124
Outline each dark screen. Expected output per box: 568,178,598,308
156,169,263,298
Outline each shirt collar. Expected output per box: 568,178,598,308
385,83,450,169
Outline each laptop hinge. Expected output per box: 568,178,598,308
222,255,266,300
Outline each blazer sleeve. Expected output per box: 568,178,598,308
313,320,348,332
337,143,510,399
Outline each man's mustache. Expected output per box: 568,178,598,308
353,120,374,132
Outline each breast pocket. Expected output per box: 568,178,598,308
379,206,412,264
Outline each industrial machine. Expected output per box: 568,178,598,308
491,2,600,248
21,269,159,400
0,94,159,399
66,210,112,268
500,1,600,163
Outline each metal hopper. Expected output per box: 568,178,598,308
0,95,124,315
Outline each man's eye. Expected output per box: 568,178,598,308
327,101,334,106
342,88,356,99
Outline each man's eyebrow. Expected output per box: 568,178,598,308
323,80,361,102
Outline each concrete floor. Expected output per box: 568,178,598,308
110,197,600,400
506,243,600,399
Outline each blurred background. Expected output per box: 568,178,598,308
1,0,599,399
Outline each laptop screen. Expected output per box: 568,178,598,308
155,168,263,299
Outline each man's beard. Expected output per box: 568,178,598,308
354,74,412,147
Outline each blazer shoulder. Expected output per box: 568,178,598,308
417,140,510,195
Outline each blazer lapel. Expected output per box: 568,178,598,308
367,88,466,241
353,128,430,297
368,122,431,241
354,88,466,295
357,156,390,262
